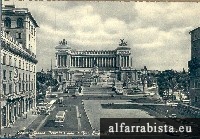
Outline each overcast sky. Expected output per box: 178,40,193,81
3,1,200,72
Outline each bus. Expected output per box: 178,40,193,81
182,99,190,104
55,111,66,123
46,94,58,98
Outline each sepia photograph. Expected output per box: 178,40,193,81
1,0,200,138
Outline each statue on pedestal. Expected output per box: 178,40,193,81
59,39,67,45
119,39,127,46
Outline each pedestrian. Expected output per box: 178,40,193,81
4,133,7,138
8,133,11,138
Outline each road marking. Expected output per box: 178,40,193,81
76,106,81,131
35,106,55,132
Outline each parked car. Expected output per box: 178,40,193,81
71,94,77,98
168,114,177,118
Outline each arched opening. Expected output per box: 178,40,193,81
17,18,23,28
4,17,11,28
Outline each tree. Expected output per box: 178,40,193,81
157,70,189,101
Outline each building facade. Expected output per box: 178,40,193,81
1,5,38,128
53,39,133,83
188,27,200,107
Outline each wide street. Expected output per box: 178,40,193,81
23,83,199,138
26,84,156,137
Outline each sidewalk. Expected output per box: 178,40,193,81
1,109,38,137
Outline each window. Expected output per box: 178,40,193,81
5,31,10,35
14,83,17,93
34,29,36,36
9,71,12,80
26,83,28,91
23,73,25,81
16,33,22,39
22,61,24,69
29,21,30,30
19,83,21,92
3,55,6,65
17,18,23,28
19,73,21,81
195,96,198,102
26,63,28,70
26,74,27,81
31,26,33,34
3,70,6,80
29,34,30,41
9,84,12,94
3,84,6,95
4,17,11,28
31,83,33,90
9,56,12,66
22,83,25,91
14,58,17,67
19,60,21,69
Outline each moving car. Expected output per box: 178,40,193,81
55,111,66,127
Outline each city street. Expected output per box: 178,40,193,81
31,85,157,137
2,83,197,138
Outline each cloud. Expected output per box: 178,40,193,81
2,1,200,72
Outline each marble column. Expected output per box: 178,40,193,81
127,56,129,67
77,57,79,67
124,57,127,67
96,57,99,67
123,57,125,67
130,57,133,67
60,56,62,67
104,58,106,67
86,57,88,68
119,56,121,67
59,55,61,67
65,55,67,67
58,55,60,67
112,57,114,67
62,56,64,67
83,57,85,67
109,58,111,67
71,57,72,67
89,57,91,67
56,54,58,67
69,56,71,67
74,57,76,67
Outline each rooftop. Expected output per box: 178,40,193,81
189,27,200,34
2,5,39,27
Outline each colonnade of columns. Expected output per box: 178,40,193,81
56,54,131,68
71,57,116,68
56,55,68,67
120,56,130,67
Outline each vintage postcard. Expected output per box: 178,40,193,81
1,0,200,138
